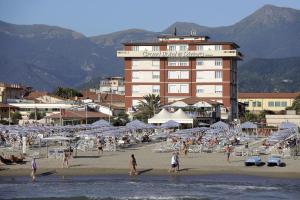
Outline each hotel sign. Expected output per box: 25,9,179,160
117,50,240,58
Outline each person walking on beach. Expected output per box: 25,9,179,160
97,138,103,157
224,144,231,163
62,150,69,168
31,158,37,182
181,141,188,156
169,152,178,173
129,154,138,176
175,151,180,171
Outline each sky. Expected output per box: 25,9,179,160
0,0,300,36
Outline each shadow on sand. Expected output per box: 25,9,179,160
138,168,153,175
38,170,57,176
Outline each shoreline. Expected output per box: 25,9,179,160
1,167,300,179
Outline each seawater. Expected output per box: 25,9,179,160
0,174,299,200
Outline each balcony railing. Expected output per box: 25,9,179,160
117,50,241,58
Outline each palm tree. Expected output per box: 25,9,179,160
134,94,161,121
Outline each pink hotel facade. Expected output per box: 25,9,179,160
117,35,242,120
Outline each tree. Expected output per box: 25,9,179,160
29,111,46,120
134,94,160,122
112,111,129,126
10,111,22,124
287,95,300,112
53,87,83,99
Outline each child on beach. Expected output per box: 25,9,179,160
31,158,37,181
129,154,138,176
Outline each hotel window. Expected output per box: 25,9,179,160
215,59,223,66
168,45,176,51
196,59,204,66
132,46,139,51
180,71,189,79
196,45,203,51
215,45,223,50
180,84,189,93
152,46,160,51
152,85,160,93
132,71,139,80
168,84,177,93
152,60,160,66
179,58,189,66
268,101,274,107
196,71,202,79
257,102,262,107
152,71,160,79
215,71,223,79
168,71,178,79
281,101,287,107
132,86,139,93
215,85,223,94
179,45,188,51
275,101,281,107
196,86,204,94
168,58,177,66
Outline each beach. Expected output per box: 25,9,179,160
1,142,300,178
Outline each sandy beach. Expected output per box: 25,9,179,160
1,142,300,178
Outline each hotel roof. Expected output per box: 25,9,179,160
122,41,240,48
238,92,300,99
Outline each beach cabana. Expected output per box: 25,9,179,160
148,108,193,125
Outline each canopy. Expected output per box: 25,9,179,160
148,108,193,124
210,121,229,130
241,121,257,129
160,120,180,129
278,122,298,130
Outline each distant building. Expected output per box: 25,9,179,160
238,92,300,113
266,110,300,127
165,97,222,124
117,34,242,120
0,103,19,121
0,82,31,103
46,110,109,125
99,76,125,95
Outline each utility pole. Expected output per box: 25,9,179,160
85,104,88,125
8,104,11,126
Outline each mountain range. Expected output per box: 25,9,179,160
0,4,300,91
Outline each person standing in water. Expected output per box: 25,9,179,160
224,144,231,163
31,158,37,181
129,154,138,176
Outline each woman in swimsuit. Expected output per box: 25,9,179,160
129,154,138,176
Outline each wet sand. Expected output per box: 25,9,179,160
1,142,300,178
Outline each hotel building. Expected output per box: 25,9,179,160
117,35,242,120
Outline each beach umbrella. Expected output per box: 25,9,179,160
92,119,112,127
160,120,180,129
210,121,229,130
241,121,257,129
278,122,298,130
126,120,147,130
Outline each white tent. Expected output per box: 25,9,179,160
148,108,193,124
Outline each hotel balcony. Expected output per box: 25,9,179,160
117,50,242,59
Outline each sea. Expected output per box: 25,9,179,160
0,174,299,200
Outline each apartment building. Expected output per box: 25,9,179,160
117,35,242,120
99,76,125,95
238,92,300,113
0,82,31,103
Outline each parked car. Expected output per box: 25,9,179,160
267,155,283,166
245,156,262,166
